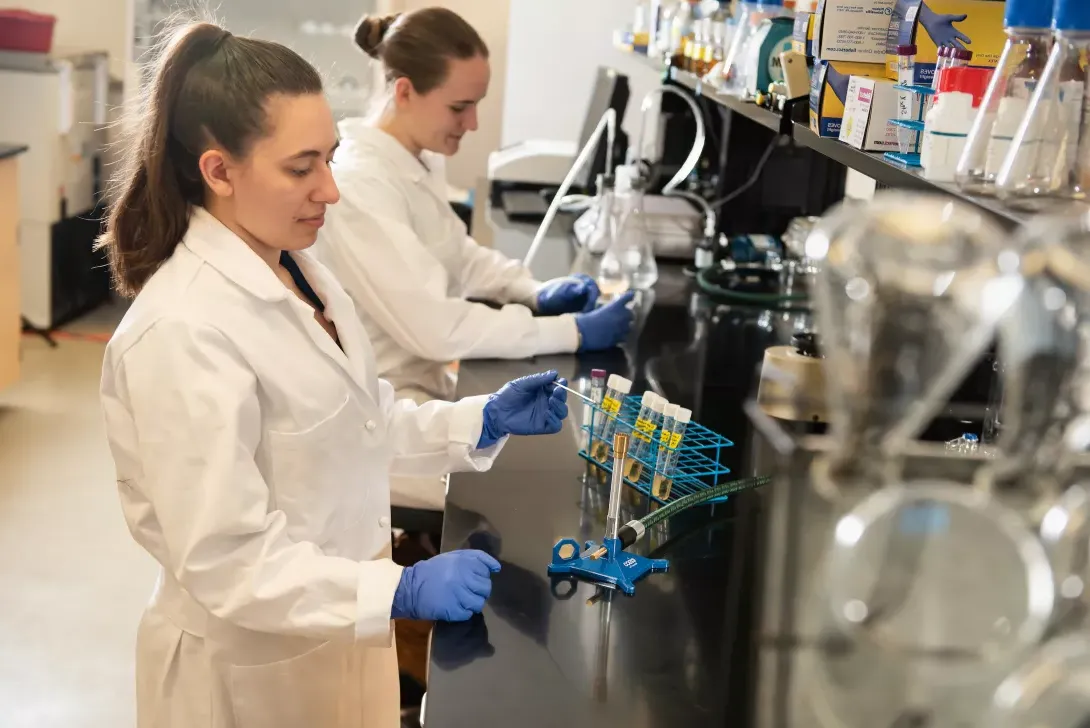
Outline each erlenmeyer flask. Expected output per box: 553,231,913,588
955,0,1053,195
584,176,617,255
806,193,1022,462
1018,215,1090,470
826,480,1054,662
598,169,658,295
1039,483,1090,619
989,271,1080,486
996,0,1090,210
988,633,1090,727
808,480,1055,728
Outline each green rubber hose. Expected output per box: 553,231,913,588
695,267,808,305
639,475,773,531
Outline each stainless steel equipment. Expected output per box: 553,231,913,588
748,193,1090,728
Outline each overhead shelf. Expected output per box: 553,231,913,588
790,123,1027,228
619,48,1060,228
666,67,784,133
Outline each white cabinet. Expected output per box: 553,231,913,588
0,49,110,330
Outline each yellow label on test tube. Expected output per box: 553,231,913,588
633,417,655,443
669,432,683,449
602,396,621,415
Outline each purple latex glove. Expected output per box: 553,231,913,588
920,3,970,50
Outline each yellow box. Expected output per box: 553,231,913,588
810,60,889,138
885,0,1007,82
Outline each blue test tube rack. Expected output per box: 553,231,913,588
548,393,736,596
886,84,936,169
579,394,736,504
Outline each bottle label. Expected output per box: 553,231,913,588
670,432,684,449
659,428,672,446
601,396,621,415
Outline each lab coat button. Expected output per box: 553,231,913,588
379,515,391,528
365,420,377,431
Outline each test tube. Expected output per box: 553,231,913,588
605,432,629,542
593,375,633,462
950,48,973,70
625,392,668,482
652,407,691,500
581,369,608,452
927,46,953,113
652,404,680,499
896,44,919,155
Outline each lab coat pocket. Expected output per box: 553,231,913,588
263,394,371,544
227,639,350,728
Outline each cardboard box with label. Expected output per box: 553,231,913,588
885,0,1007,83
838,76,901,151
813,0,899,64
793,12,816,57
810,59,889,138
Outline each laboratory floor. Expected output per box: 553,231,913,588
0,300,156,728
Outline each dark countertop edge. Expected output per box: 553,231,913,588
0,144,29,160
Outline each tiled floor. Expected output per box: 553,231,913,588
0,302,156,728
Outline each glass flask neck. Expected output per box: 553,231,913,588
1008,27,1055,40
1053,29,1090,41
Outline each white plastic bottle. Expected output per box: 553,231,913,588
922,68,992,182
598,165,658,294
922,91,975,181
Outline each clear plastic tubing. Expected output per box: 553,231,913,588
663,407,692,477
895,44,919,155
997,0,1090,207
927,46,954,110
627,392,667,478
956,0,1053,194
582,368,608,451
595,374,633,444
896,43,917,86
654,403,680,476
951,47,973,69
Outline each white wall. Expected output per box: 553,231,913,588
501,0,661,153
378,0,511,190
35,0,129,80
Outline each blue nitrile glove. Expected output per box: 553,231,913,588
391,550,501,622
536,274,601,315
826,65,851,105
478,370,569,448
919,3,970,50
574,290,636,351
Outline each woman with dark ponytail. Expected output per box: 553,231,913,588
315,7,635,511
98,17,569,728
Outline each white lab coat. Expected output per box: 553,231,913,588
99,207,506,728
316,120,579,403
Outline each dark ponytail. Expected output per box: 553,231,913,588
99,19,323,297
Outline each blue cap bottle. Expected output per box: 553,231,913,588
1006,0,1055,30
1053,0,1090,32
